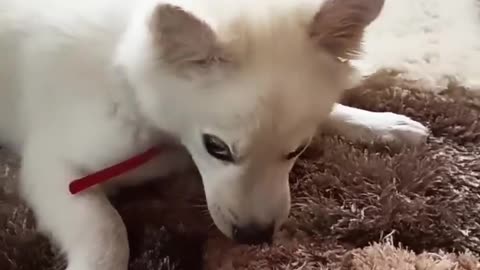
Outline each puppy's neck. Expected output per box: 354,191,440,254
112,62,183,148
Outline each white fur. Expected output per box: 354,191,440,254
0,0,429,269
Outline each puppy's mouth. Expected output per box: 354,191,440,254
208,203,276,246
231,223,275,245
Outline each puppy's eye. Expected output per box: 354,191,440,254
285,144,307,160
190,56,228,67
202,134,234,162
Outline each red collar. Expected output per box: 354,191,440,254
69,147,160,195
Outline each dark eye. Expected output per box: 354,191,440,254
285,144,307,160
202,134,234,162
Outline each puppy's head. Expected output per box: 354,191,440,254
118,0,384,245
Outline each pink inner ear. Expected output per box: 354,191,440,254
310,0,385,59
150,4,220,66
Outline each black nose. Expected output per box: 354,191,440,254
232,223,274,245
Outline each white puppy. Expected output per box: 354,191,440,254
0,0,427,269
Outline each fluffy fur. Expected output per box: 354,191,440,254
0,0,427,269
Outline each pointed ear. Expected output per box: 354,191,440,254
149,4,224,67
309,0,385,59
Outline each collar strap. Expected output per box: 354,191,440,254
69,147,160,195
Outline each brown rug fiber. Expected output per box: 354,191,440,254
1,70,480,270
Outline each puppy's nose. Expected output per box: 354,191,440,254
232,223,274,245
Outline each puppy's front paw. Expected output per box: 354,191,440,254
364,112,429,146
327,104,429,147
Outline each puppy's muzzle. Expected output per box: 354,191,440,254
232,223,274,245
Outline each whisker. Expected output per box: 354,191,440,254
192,204,208,209
201,209,211,217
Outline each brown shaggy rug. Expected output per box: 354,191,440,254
1,70,480,270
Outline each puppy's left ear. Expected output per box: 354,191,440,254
149,4,224,67
309,0,384,59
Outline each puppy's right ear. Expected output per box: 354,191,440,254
309,0,384,60
149,4,225,67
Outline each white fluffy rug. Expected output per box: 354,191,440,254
356,0,480,92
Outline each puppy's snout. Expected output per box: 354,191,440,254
232,223,274,245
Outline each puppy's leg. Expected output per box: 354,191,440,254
323,103,429,145
20,141,129,270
